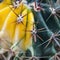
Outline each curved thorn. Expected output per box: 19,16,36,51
9,6,19,17
37,28,45,31
54,39,60,47
45,39,51,48
36,34,43,41
37,39,50,47
46,13,52,22
33,34,36,42
56,14,60,18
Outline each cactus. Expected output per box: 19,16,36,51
0,0,60,60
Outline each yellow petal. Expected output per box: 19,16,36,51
0,6,11,30
0,0,11,9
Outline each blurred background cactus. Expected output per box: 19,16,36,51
0,0,60,60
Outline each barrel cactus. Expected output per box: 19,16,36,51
0,0,60,60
